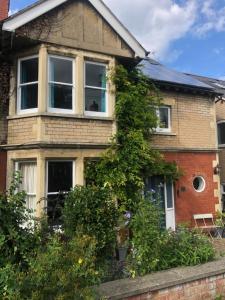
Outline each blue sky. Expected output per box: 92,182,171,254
10,0,225,79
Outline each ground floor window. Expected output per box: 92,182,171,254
46,161,74,226
15,161,37,213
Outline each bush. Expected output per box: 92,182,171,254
127,198,215,276
0,232,100,300
63,185,118,256
0,173,39,268
160,226,215,269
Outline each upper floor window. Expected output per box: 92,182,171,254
48,56,74,113
156,106,171,133
18,56,38,114
218,121,225,146
85,61,107,117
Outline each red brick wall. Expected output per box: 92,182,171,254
0,151,7,192
126,275,225,300
0,0,9,21
163,152,219,225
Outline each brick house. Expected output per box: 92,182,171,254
0,0,9,191
185,73,225,212
0,0,221,228
140,59,221,228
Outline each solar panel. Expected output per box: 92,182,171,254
140,59,213,90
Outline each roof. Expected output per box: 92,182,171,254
140,58,214,92
185,73,225,98
2,0,147,58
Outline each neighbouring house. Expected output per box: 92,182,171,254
185,73,225,212
141,59,221,228
0,0,221,229
0,0,10,192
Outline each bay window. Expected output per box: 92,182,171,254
18,57,38,114
15,161,37,212
48,56,74,113
85,61,107,116
46,161,74,225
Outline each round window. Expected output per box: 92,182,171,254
193,176,205,192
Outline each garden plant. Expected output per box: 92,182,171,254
0,65,215,299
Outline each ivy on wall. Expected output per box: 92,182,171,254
86,65,180,211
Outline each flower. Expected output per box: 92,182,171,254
78,258,83,264
125,211,131,219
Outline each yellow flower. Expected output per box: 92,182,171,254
130,270,136,278
78,258,83,264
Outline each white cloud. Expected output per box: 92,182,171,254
193,0,225,36
104,0,225,62
104,0,197,61
213,47,224,55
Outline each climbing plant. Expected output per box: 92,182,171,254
86,65,180,212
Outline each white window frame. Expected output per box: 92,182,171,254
46,160,76,200
15,160,37,210
156,106,171,133
217,120,225,147
193,176,206,193
84,61,108,117
48,55,75,114
17,55,39,115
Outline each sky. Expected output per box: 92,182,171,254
9,0,225,79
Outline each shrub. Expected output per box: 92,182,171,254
160,226,215,269
127,197,215,276
0,173,39,268
63,185,118,256
0,232,100,300
127,197,165,276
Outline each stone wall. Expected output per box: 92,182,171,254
16,0,134,58
7,115,114,146
41,116,113,145
152,91,217,151
7,117,38,145
98,258,225,300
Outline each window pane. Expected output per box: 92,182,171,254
49,83,72,110
21,84,38,110
48,161,73,193
85,88,106,112
50,57,72,84
85,63,106,88
18,162,37,211
166,182,173,209
19,162,37,194
21,58,38,84
145,176,165,208
218,123,225,145
159,107,169,128
47,194,65,226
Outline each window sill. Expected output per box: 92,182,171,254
153,132,177,136
7,112,114,122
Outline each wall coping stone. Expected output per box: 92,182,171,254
97,258,225,299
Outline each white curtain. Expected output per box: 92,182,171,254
19,162,37,211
